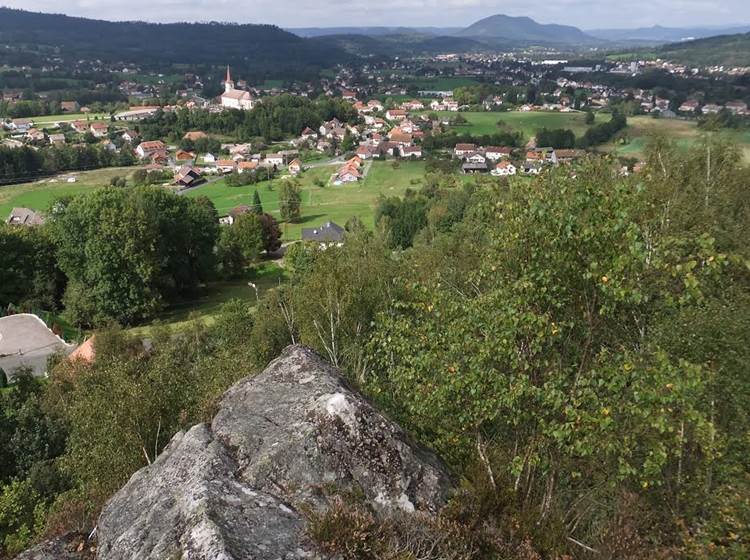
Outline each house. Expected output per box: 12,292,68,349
527,147,557,165
221,66,255,110
25,128,45,142
135,140,166,159
70,120,89,134
701,104,723,114
60,101,80,113
389,129,413,145
725,100,748,115
175,150,196,163
48,133,66,145
300,127,317,141
89,122,108,138
264,153,284,167
454,143,476,158
203,153,216,164
462,162,489,174
237,161,258,174
401,100,424,111
11,118,33,133
491,160,516,176
6,207,44,226
465,152,487,164
174,165,202,188
356,145,375,159
288,159,302,175
121,130,139,143
301,221,345,245
217,159,237,173
183,131,208,142
485,146,512,161
341,89,357,101
678,99,700,113
367,100,384,112
385,109,407,121
400,145,423,159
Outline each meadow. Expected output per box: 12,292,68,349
0,167,137,217
185,161,427,239
31,112,109,126
435,110,608,140
601,115,750,162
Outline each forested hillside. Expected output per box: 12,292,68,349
0,8,348,80
654,32,750,66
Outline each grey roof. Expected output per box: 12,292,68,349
6,207,44,226
301,221,345,243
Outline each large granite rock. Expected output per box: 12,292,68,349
93,344,453,559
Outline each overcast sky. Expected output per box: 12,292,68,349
3,0,750,29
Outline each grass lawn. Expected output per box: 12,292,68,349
0,167,138,217
434,111,607,140
126,262,287,337
185,161,427,240
31,113,109,125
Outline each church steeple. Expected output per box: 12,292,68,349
224,65,234,93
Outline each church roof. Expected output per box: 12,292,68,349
222,89,252,101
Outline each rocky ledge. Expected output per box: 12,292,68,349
22,345,452,560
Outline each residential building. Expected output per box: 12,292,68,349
6,207,44,226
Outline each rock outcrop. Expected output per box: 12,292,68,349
91,344,453,559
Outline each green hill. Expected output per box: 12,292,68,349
655,32,750,66
0,7,348,80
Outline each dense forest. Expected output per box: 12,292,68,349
1,134,748,558
0,8,350,81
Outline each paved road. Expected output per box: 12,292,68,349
0,314,75,379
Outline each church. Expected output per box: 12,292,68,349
220,66,255,110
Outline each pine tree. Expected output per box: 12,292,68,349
251,190,263,215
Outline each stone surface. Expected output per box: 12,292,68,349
94,344,453,560
13,533,92,560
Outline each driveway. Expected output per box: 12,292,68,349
0,314,75,380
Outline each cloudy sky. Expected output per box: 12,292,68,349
3,0,749,29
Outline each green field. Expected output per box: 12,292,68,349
0,167,137,217
407,77,480,90
31,113,109,125
602,116,750,162
185,161,427,240
435,110,607,140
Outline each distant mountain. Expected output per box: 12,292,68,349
455,14,598,45
653,32,750,67
587,24,750,44
0,7,348,80
289,27,461,38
